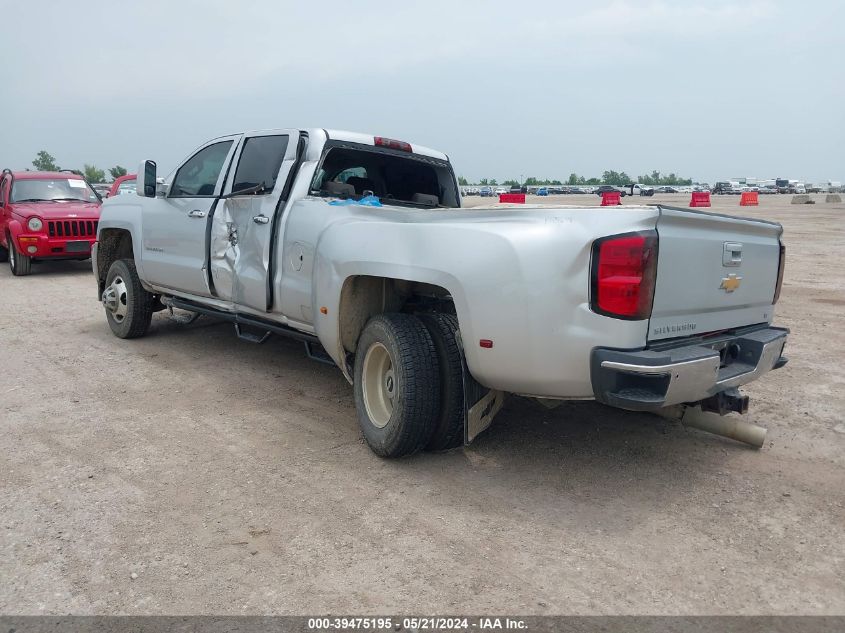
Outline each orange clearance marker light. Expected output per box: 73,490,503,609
479,339,494,348
320,306,328,315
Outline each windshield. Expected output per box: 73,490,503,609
11,178,99,203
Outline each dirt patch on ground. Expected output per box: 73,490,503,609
1,194,843,614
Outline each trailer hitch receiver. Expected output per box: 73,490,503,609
699,387,749,416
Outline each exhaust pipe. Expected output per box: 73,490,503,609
681,406,767,449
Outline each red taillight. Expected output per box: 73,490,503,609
374,136,412,152
591,231,658,320
773,241,786,304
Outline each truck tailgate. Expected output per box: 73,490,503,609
649,206,782,342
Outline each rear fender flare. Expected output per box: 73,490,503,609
315,262,471,382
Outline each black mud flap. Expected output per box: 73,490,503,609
456,333,505,444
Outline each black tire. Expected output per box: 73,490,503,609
103,259,153,339
353,313,440,457
8,236,32,276
419,313,465,451
0,236,8,263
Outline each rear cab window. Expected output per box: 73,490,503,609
310,142,459,209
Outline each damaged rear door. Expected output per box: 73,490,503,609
209,131,300,310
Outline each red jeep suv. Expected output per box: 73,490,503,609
0,170,102,276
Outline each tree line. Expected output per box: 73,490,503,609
458,170,694,187
31,150,128,183
32,149,695,187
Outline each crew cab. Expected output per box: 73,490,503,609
0,170,102,276
93,129,788,457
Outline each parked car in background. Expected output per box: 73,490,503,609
536,187,549,196
759,185,778,195
712,182,733,195
494,188,508,196
594,185,627,197
93,183,111,198
107,174,138,197
0,169,102,275
509,184,527,194
627,183,655,197
655,186,678,194
791,183,806,195
479,186,494,197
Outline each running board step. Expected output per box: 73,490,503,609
166,298,319,346
235,323,271,344
304,340,335,365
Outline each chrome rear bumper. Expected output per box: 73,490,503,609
591,326,788,411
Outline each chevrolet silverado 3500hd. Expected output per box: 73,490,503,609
93,129,788,456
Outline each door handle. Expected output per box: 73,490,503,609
252,215,270,225
187,209,206,218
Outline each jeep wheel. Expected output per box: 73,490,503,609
8,237,32,276
102,259,153,339
0,237,8,263
419,313,466,451
354,313,439,457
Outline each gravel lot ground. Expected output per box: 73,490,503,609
1,193,843,615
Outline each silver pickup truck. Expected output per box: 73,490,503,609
93,128,788,457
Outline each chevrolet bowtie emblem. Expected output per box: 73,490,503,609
720,274,742,292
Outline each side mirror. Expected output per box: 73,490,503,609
137,160,157,198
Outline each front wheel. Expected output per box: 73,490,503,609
353,314,440,457
8,237,32,276
102,259,154,339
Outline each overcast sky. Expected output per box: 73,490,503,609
1,0,842,183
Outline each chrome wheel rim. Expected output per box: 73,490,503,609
102,276,129,323
362,342,395,428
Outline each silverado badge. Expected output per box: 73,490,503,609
720,274,742,293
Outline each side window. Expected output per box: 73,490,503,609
232,135,289,193
170,141,233,197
